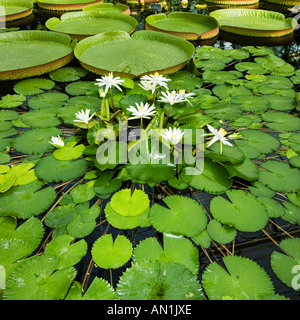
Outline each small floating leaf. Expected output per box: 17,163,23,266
49,67,88,82
14,78,55,95
92,234,133,269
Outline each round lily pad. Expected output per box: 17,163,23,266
49,67,88,82
271,238,300,291
14,78,55,95
210,189,269,232
92,234,133,269
202,255,275,300
258,160,300,193
110,188,150,217
116,260,203,300
74,30,195,78
149,195,207,237
182,158,232,195
35,154,88,183
207,219,237,244
133,234,199,274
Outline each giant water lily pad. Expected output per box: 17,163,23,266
83,2,130,14
37,0,104,11
0,0,33,22
209,9,297,37
46,12,138,40
145,12,219,40
74,30,195,78
0,31,73,81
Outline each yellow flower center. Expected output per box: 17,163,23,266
219,128,227,137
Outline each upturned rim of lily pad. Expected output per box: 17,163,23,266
37,0,104,11
205,0,259,4
145,12,219,41
210,8,297,38
74,30,195,79
45,11,138,40
0,31,74,81
0,0,33,22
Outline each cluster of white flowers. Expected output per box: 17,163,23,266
49,72,233,153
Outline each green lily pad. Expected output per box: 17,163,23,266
53,141,86,161
14,78,55,95
210,9,296,37
46,11,137,39
258,160,300,193
145,12,219,40
182,158,232,195
13,127,62,155
28,92,69,110
0,217,44,268
3,255,77,300
0,180,56,219
271,238,300,291
21,109,62,128
45,205,75,228
235,129,280,155
262,112,300,132
210,189,269,232
35,154,88,183
74,30,195,78
202,255,274,300
0,94,26,109
92,234,133,269
231,95,270,113
49,67,88,82
110,188,149,217
105,202,142,230
65,81,99,96
67,202,100,238
149,195,207,237
133,234,199,274
0,30,73,81
116,260,203,300
207,219,237,244
44,235,87,269
263,95,297,111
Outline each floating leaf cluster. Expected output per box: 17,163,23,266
0,21,299,301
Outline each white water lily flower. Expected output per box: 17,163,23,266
94,72,124,95
127,102,156,120
160,127,184,145
49,136,65,148
178,89,195,101
138,80,156,93
74,109,96,124
140,72,171,92
203,124,233,154
157,90,189,105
